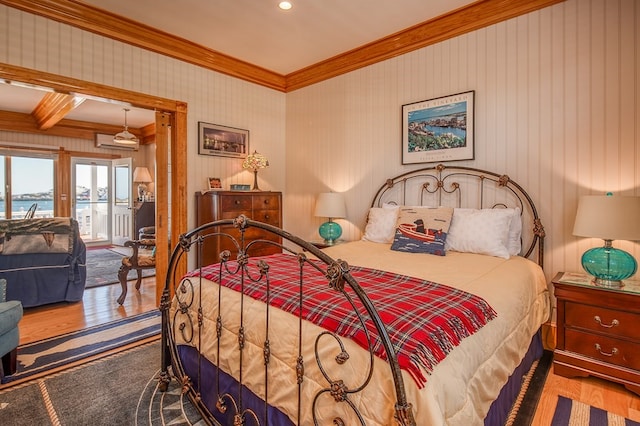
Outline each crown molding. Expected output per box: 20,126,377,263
1,0,564,92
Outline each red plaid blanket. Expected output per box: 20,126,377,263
188,253,496,388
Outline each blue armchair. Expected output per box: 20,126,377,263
0,278,23,378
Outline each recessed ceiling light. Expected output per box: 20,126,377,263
279,1,292,10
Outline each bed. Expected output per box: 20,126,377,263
159,164,550,425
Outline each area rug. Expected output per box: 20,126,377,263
0,309,161,386
551,395,640,425
0,341,202,426
0,341,552,425
85,248,155,288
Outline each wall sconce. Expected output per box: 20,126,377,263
314,192,347,244
573,193,640,288
132,166,152,201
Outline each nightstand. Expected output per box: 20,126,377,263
552,272,640,396
309,240,344,249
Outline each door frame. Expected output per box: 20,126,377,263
0,63,188,305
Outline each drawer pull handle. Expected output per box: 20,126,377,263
594,343,618,357
593,316,619,328
264,215,270,220
264,200,270,204
235,200,241,205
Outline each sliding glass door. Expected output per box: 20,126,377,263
72,158,111,246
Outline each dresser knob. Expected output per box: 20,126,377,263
264,199,270,204
235,200,240,205
594,343,618,357
593,315,619,328
264,215,270,220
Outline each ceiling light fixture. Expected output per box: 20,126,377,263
278,1,292,10
113,108,139,145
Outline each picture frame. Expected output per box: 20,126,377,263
402,90,474,165
207,177,222,190
198,122,249,158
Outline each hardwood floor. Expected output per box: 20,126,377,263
533,369,640,424
18,276,158,345
15,281,640,423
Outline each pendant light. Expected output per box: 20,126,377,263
113,108,139,145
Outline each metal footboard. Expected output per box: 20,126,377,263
159,215,416,425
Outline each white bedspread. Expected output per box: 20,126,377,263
170,240,550,425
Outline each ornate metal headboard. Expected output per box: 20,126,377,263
371,164,545,267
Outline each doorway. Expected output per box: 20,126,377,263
72,158,112,246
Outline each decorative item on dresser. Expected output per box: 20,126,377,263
194,191,282,266
242,150,269,191
552,272,640,396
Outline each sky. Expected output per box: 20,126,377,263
1,157,111,195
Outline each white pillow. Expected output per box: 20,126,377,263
445,208,516,259
506,207,522,256
362,204,399,243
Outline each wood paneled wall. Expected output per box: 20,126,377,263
2,0,639,323
284,0,640,320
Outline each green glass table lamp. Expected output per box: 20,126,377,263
314,192,346,244
573,193,640,288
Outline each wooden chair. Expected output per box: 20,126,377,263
117,239,155,305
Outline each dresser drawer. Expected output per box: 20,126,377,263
220,209,252,220
565,329,640,370
253,209,280,225
566,302,640,340
253,194,280,210
221,195,252,211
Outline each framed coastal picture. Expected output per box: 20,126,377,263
402,91,474,165
198,122,249,158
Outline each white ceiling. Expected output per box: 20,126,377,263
1,0,475,128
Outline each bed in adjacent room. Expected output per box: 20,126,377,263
159,164,550,425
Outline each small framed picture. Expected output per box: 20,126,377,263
208,177,222,190
402,91,474,164
198,122,249,158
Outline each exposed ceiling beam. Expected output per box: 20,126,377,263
31,92,85,130
0,109,148,141
1,0,565,92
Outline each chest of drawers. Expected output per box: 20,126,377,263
552,272,640,396
195,191,282,265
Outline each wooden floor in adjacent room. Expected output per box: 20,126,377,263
15,279,640,424
18,276,158,345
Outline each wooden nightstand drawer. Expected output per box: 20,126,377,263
566,302,640,340
565,329,640,370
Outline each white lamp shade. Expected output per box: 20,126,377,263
133,166,152,183
314,192,346,219
573,195,640,241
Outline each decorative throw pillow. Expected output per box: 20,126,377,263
445,208,515,259
362,203,399,243
390,206,453,255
